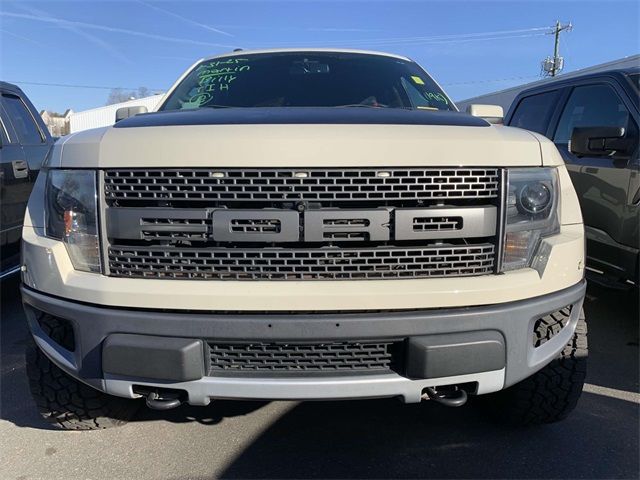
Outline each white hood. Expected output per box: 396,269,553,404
52,123,551,169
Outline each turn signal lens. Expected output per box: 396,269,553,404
503,230,540,271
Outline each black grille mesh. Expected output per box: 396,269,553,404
108,244,495,280
208,341,397,373
104,168,500,203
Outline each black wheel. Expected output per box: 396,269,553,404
482,310,587,426
26,341,140,430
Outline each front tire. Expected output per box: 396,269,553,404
26,342,140,430
482,311,587,426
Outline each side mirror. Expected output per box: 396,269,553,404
570,126,633,158
466,104,503,124
115,106,148,123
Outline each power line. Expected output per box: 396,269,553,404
6,80,165,92
268,26,552,47
10,75,543,92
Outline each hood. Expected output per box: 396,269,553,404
54,109,547,169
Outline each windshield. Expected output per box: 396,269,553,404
160,52,454,112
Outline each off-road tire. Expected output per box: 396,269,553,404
26,342,140,430
482,311,587,426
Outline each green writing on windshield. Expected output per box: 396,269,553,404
423,91,449,105
189,59,252,106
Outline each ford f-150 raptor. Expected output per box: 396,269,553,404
21,49,587,429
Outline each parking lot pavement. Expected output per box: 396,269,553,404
1,276,638,480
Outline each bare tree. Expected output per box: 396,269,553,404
137,86,150,98
106,86,152,105
106,88,131,105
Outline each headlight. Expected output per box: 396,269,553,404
501,168,559,272
45,170,101,273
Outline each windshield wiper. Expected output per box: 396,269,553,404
199,104,238,109
335,104,390,108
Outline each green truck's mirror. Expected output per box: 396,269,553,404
570,126,633,158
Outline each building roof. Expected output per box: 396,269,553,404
458,54,640,105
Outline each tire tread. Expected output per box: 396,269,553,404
26,341,139,430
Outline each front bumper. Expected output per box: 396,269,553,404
22,280,586,405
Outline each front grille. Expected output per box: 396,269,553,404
104,168,500,204
104,167,502,281
208,341,399,374
108,244,496,280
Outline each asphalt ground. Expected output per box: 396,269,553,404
1,275,638,480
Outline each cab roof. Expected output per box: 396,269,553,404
202,48,412,62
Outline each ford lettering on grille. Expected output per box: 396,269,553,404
207,207,496,242
106,206,497,243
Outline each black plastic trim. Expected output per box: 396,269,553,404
405,331,505,379
21,280,586,388
113,107,490,129
102,334,205,382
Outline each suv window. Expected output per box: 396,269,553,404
553,84,636,144
509,90,559,135
0,94,43,145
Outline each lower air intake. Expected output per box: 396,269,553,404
208,341,400,374
533,306,573,348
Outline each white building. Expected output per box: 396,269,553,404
40,109,73,137
69,94,164,133
456,55,640,113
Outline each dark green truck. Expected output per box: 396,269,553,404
505,68,639,288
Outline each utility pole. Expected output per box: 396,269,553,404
541,20,572,77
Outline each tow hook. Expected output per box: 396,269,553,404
145,390,184,410
422,386,468,407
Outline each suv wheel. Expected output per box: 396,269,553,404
26,342,140,430
482,311,587,426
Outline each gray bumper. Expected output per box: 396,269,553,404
21,280,586,404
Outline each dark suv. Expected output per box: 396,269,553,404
505,68,639,287
0,81,53,278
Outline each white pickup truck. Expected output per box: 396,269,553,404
21,49,587,430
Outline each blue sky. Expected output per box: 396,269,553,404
1,0,638,112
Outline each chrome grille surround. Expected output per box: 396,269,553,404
104,167,500,203
108,244,496,280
